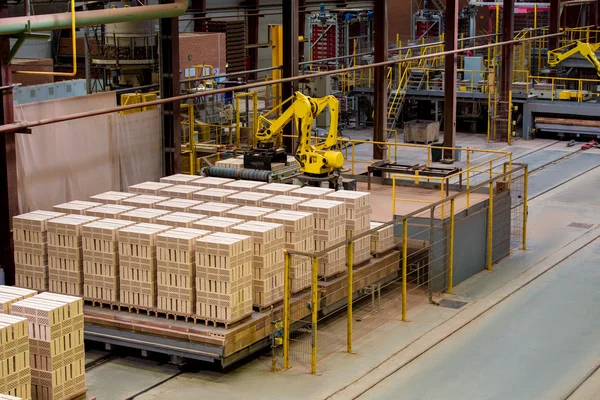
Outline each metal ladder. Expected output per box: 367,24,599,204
386,69,426,130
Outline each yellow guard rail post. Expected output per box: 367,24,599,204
282,251,291,369
402,218,408,321
311,256,319,374
448,199,455,294
346,241,354,353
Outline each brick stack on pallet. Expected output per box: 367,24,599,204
122,195,169,209
0,314,30,400
47,215,100,296
226,206,274,222
326,191,372,266
194,217,243,233
232,222,285,308
370,222,396,254
256,183,300,196
226,192,273,207
262,195,308,211
11,292,85,400
156,212,207,228
120,208,172,224
156,228,211,318
214,158,244,169
190,202,239,217
298,200,346,277
84,204,136,219
158,185,203,200
264,211,314,293
13,211,65,291
290,186,335,200
223,180,266,192
117,223,172,309
155,199,203,213
0,286,37,314
53,201,102,215
193,188,238,203
82,219,135,304
195,233,253,326
192,177,234,188
89,191,137,205
160,174,201,185
128,181,173,195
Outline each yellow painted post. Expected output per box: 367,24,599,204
311,256,318,374
395,131,399,162
347,241,354,353
466,150,471,208
402,219,408,321
187,104,196,175
448,199,455,294
427,147,431,167
487,178,494,271
235,95,241,147
392,177,397,215
523,165,529,250
351,143,355,175
440,179,445,219
252,92,258,148
283,251,291,369
270,25,283,110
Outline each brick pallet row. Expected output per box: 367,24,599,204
256,183,300,196
264,211,314,293
191,177,234,189
195,233,253,326
156,228,211,316
89,191,136,205
82,219,136,303
0,314,30,400
122,195,170,209
261,195,308,211
0,286,37,314
290,186,335,200
84,204,136,219
192,188,238,203
47,215,100,296
117,224,173,309
155,199,203,213
225,192,273,207
298,200,347,277
158,185,204,200
128,181,173,195
370,222,396,254
232,222,285,308
160,174,201,185
13,211,66,291
222,180,266,192
190,202,239,217
52,201,102,215
156,212,207,228
120,208,172,224
225,206,275,222
194,217,243,233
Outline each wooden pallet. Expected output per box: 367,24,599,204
83,299,119,310
253,299,283,313
372,246,400,258
154,309,195,323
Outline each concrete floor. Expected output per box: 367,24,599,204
85,132,600,400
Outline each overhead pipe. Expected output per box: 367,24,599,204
0,0,188,36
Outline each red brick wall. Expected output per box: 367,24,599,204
179,33,227,74
11,58,54,87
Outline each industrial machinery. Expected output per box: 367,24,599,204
548,41,600,77
244,91,345,188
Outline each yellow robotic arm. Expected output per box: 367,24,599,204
548,41,600,77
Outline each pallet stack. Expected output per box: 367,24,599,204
155,199,203,213
298,200,346,277
193,188,238,203
262,195,308,211
264,211,314,292
128,181,173,195
223,180,266,192
214,159,244,169
84,204,136,219
11,293,85,400
290,187,335,200
232,222,285,308
0,314,30,400
192,177,235,189
156,212,207,228
194,217,243,233
156,228,211,317
226,192,273,207
122,195,170,209
0,286,37,314
370,222,396,254
117,223,172,309
158,185,204,200
120,208,172,224
195,233,253,326
13,211,65,291
256,183,300,196
89,191,137,205
225,206,274,222
326,191,372,265
47,215,100,296
82,219,136,304
190,202,239,217
52,201,102,215
160,174,201,185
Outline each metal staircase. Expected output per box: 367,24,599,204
386,68,427,130
429,0,445,13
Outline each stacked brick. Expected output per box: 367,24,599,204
0,314,30,400
156,212,207,228
82,219,136,303
225,206,274,222
13,211,65,291
0,286,37,314
193,188,238,203
256,183,301,195
156,228,211,316
120,208,172,224
84,204,136,219
290,187,335,200
89,191,136,205
190,202,238,217
232,222,285,307
158,185,203,200
223,180,266,192
191,177,234,188
214,158,244,169
52,201,102,215
298,200,347,277
128,181,173,195
264,211,314,293
160,174,200,185
370,222,396,254
262,195,308,211
117,224,172,309
225,192,273,207
194,217,243,233
122,195,170,209
156,199,203,213
195,233,253,325
47,215,100,296
11,293,85,400
326,191,372,266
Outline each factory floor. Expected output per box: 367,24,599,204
85,133,600,400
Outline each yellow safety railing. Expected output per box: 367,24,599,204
235,91,259,148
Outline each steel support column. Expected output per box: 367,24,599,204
247,0,259,78
500,0,514,103
159,13,181,176
282,0,299,151
373,0,388,160
0,1,17,285
443,0,458,160
590,0,598,29
299,0,307,63
550,0,561,50
192,0,206,32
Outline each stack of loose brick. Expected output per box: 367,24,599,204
89,191,137,205
226,192,273,207
262,195,308,211
120,208,172,224
0,286,37,314
156,228,211,317
192,177,234,188
47,215,100,296
214,158,244,169
326,191,372,266
0,313,30,400
194,217,243,233
82,219,135,304
156,212,207,228
13,211,65,291
232,222,285,308
128,181,173,195
257,183,300,196
84,204,136,219
193,188,238,203
290,186,335,200
226,206,274,222
52,201,102,215
156,199,203,213
370,222,396,254
118,224,172,309
122,195,169,209
158,185,203,200
11,292,85,400
160,174,201,185
190,202,238,217
223,180,266,192
264,211,314,293
195,233,253,326
298,200,346,277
